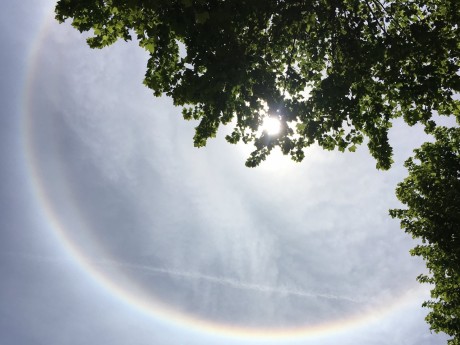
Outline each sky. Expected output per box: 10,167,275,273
0,1,454,345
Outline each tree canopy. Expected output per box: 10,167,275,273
390,126,460,345
55,0,459,168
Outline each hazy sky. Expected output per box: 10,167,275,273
0,1,453,345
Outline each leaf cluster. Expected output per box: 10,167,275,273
390,127,460,344
55,0,460,168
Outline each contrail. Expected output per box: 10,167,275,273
3,252,363,304
95,259,363,304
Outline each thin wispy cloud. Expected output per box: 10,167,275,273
4,252,362,304
96,259,365,304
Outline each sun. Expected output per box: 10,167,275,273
262,116,281,135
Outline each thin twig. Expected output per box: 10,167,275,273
363,0,387,34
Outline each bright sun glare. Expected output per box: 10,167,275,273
262,117,281,135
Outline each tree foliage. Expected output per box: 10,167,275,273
55,0,459,168
390,126,460,345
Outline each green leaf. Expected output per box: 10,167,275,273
195,11,210,24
